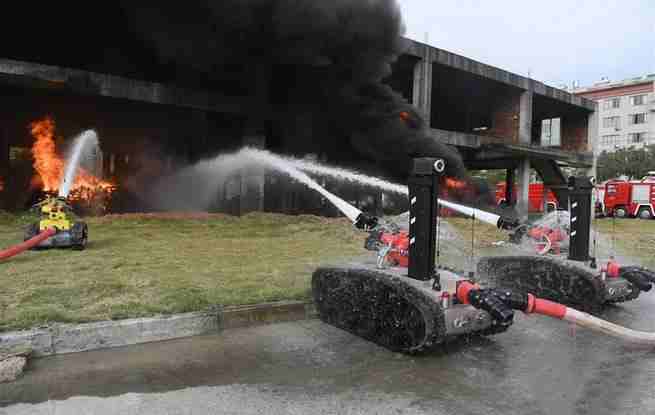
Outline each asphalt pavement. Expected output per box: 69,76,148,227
3,291,655,415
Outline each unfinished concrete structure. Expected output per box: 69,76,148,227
392,41,597,218
0,37,596,217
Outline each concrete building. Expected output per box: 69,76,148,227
574,74,655,153
0,37,597,219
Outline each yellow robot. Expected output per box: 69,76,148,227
24,197,88,250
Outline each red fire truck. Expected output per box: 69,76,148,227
496,182,558,213
601,174,655,219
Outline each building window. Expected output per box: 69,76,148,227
630,113,647,124
601,134,620,146
603,98,621,110
540,118,561,146
631,95,646,106
629,132,647,143
602,116,621,129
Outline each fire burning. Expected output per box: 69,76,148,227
29,117,115,203
444,177,468,191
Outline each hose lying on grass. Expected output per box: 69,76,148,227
0,228,55,261
456,280,655,346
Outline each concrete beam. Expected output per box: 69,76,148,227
412,48,433,122
0,58,266,115
427,128,481,148
403,39,595,111
519,91,533,144
463,158,521,170
427,128,591,167
480,143,593,168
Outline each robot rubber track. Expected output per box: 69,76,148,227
312,267,446,353
477,256,640,312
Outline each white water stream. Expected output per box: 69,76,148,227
240,148,363,223
58,130,99,198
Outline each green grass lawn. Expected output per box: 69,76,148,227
0,212,368,332
594,217,655,267
2,209,653,333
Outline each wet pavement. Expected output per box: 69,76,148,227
3,293,655,415
2,223,653,414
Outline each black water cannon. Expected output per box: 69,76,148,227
568,176,594,262
354,213,379,231
407,157,444,281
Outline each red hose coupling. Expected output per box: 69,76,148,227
455,280,479,305
603,260,621,278
525,293,536,313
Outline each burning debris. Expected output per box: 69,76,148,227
29,117,115,212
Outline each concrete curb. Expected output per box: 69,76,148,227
0,301,317,357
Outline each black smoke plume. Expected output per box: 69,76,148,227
119,0,466,179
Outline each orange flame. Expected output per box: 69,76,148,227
30,117,115,200
444,177,467,191
30,117,64,192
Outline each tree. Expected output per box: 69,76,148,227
597,145,655,181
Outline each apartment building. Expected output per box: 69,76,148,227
574,74,655,152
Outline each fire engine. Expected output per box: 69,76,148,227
496,182,558,213
601,172,655,219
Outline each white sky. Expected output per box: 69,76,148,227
399,0,655,88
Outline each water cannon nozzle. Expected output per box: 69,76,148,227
354,213,379,232
434,159,445,173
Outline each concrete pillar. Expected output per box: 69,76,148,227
412,49,433,123
519,91,534,145
516,159,531,221
586,109,598,179
516,90,534,220
586,108,599,220
505,168,514,205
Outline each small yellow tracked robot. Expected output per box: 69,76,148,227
24,197,88,250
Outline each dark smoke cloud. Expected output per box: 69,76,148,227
120,0,465,179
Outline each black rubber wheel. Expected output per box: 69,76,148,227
638,208,653,220
71,222,88,251
614,207,628,218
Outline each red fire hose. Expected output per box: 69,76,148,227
456,281,655,345
0,228,56,261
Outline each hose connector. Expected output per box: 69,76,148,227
467,289,515,328
456,281,515,328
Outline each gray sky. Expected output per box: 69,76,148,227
399,0,655,88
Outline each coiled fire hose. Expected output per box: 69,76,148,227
0,228,56,261
456,280,655,345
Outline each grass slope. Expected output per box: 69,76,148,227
0,212,367,331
